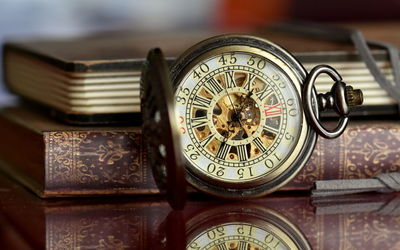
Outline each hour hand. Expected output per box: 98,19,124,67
246,88,254,98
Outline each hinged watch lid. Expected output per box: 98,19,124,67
141,48,186,210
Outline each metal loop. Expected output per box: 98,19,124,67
303,65,349,139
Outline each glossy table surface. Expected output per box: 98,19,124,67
1,173,399,250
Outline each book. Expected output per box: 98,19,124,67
3,23,399,124
0,104,157,197
3,32,213,124
1,172,399,250
1,104,399,198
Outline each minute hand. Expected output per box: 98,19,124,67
224,88,244,129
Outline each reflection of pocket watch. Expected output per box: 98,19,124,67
185,203,311,250
141,35,363,204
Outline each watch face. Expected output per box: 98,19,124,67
172,35,315,197
185,204,311,250
187,222,297,250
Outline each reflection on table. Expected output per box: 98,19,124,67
0,173,399,249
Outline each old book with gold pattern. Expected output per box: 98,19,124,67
3,23,399,125
0,104,398,197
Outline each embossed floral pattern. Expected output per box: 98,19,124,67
44,131,157,194
289,121,400,190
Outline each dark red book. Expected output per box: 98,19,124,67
0,105,399,197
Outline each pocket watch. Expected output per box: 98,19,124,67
141,34,363,204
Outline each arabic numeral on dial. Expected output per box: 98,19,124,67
237,225,254,236
257,59,266,69
271,241,281,249
265,153,280,169
237,167,254,179
272,74,285,88
265,159,274,169
272,74,280,81
287,98,298,116
237,225,244,234
188,242,201,250
207,226,225,240
247,55,266,69
285,132,294,141
265,233,280,249
247,56,255,66
218,53,237,65
218,54,226,65
207,163,216,173
176,87,190,105
193,63,209,79
237,168,244,179
185,144,200,160
216,167,225,177
200,63,209,72
189,152,200,160
265,233,274,243
179,86,190,96
186,144,195,151
176,96,186,105
207,163,225,176
229,53,237,64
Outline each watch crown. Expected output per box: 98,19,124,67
345,85,363,106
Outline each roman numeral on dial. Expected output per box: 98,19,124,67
191,116,208,129
237,144,249,161
204,77,223,96
255,85,273,101
264,103,283,117
242,73,256,91
263,125,279,135
238,241,249,250
200,133,215,147
216,244,228,250
193,96,211,109
225,71,236,88
253,137,267,153
216,142,231,160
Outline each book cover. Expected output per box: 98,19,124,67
0,105,157,197
3,23,398,124
0,104,399,197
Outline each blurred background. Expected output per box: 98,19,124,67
1,0,400,104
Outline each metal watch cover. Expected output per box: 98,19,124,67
141,48,186,209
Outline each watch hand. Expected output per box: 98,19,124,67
225,91,239,116
235,89,257,140
238,89,254,114
226,93,246,142
223,88,244,130
246,88,254,98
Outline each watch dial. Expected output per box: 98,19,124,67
187,222,295,250
184,203,310,250
174,44,306,191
